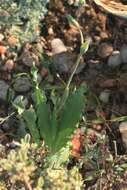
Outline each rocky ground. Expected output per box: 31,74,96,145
0,0,127,189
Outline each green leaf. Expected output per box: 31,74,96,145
54,86,87,152
34,86,46,106
84,175,94,181
79,0,86,5
37,102,51,148
31,64,46,106
74,0,86,6
50,109,57,145
23,107,40,145
31,63,38,83
80,40,89,55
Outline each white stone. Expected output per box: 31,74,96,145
51,38,67,55
99,90,110,103
108,51,122,67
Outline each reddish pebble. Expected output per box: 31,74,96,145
100,79,117,88
0,45,7,55
4,59,15,70
92,124,103,131
40,67,49,77
8,36,19,46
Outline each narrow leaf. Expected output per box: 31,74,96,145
54,86,87,152
23,107,40,145
80,40,89,55
37,102,51,148
50,108,57,145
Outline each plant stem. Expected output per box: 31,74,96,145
66,53,82,91
79,28,84,44
58,53,82,112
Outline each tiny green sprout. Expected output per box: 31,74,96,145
80,40,90,55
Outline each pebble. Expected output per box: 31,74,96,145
0,129,4,135
21,52,39,67
98,43,113,58
99,90,110,103
51,38,67,55
13,95,28,107
3,59,15,71
13,76,31,93
52,52,86,74
100,31,109,40
2,121,11,132
40,67,48,78
119,122,127,152
51,38,86,73
120,44,127,63
0,80,9,101
0,33,4,42
100,79,117,88
108,51,122,67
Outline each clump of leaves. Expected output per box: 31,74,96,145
22,64,87,154
0,0,49,43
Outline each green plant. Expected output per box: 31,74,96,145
23,64,87,154
17,16,89,156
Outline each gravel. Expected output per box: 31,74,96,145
0,80,9,101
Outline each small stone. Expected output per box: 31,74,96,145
0,80,9,101
51,38,67,55
100,31,109,39
52,52,85,74
2,122,10,132
0,129,3,134
100,79,117,88
40,67,49,78
99,90,110,103
98,43,113,58
0,46,7,55
8,36,19,46
94,36,101,43
108,51,122,67
120,44,127,63
0,33,4,42
52,52,71,73
48,27,54,35
4,59,15,71
13,95,28,107
13,76,31,93
21,52,39,67
119,122,127,152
